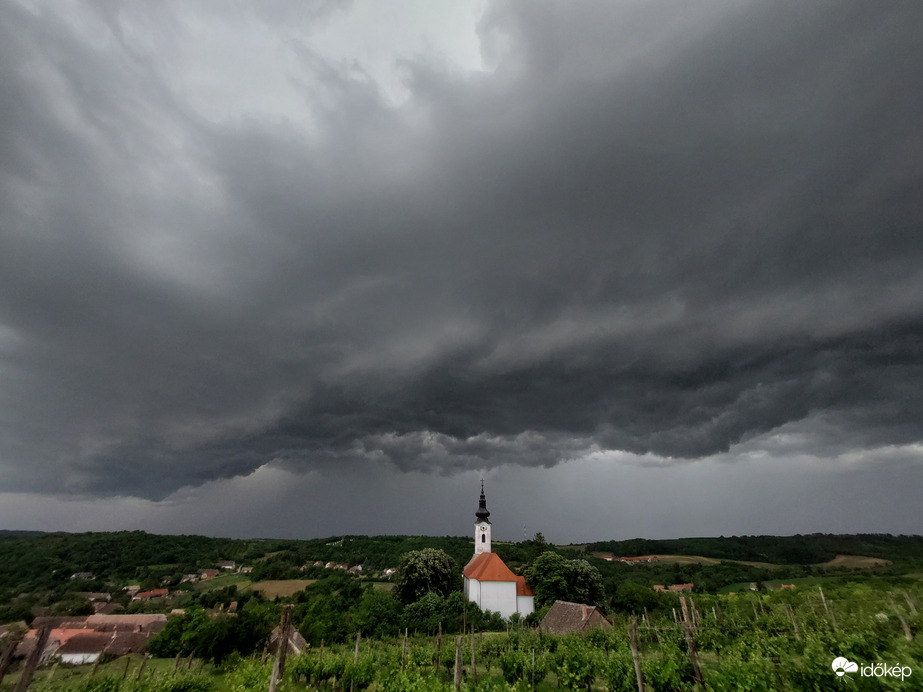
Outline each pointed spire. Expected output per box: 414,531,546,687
475,479,490,522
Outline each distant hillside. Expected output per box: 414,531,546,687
1,530,921,602
577,534,923,566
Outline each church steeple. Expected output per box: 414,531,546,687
473,480,492,556
475,479,491,523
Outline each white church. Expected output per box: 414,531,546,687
462,482,535,619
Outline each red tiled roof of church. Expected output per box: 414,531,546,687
515,575,534,597
462,552,518,582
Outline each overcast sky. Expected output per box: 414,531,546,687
1,0,922,544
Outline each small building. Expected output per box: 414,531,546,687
17,627,89,664
539,601,612,635
105,631,150,657
86,614,167,634
132,588,168,601
667,583,694,593
199,569,220,580
217,561,236,570
74,592,111,602
56,632,111,665
269,625,309,656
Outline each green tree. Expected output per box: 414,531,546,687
402,591,446,634
395,549,458,604
611,579,663,614
525,532,551,565
351,587,403,638
524,551,605,609
569,559,605,607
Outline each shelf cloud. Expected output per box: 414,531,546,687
1,0,922,521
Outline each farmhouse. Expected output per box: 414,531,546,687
462,483,534,619
539,601,612,635
56,633,111,665
132,588,168,601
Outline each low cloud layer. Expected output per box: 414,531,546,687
1,0,922,504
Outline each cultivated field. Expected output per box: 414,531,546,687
248,579,317,598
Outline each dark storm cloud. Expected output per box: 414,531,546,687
1,0,922,499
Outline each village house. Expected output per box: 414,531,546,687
539,601,612,635
16,614,167,664
669,583,694,593
462,483,534,619
217,560,236,570
56,632,111,665
74,592,110,602
269,624,309,656
132,588,168,601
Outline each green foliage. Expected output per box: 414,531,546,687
611,579,668,614
402,591,447,634
223,659,270,692
64,673,213,692
351,587,403,638
395,548,459,604
553,638,602,690
146,605,273,662
524,551,605,609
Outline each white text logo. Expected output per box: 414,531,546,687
832,656,912,681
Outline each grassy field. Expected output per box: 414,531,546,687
590,551,889,571
192,573,251,592
817,554,891,569
717,575,832,593
248,579,316,598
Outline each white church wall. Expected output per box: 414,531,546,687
516,595,534,617
464,576,481,603
479,581,518,619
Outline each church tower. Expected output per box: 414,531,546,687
474,480,491,556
